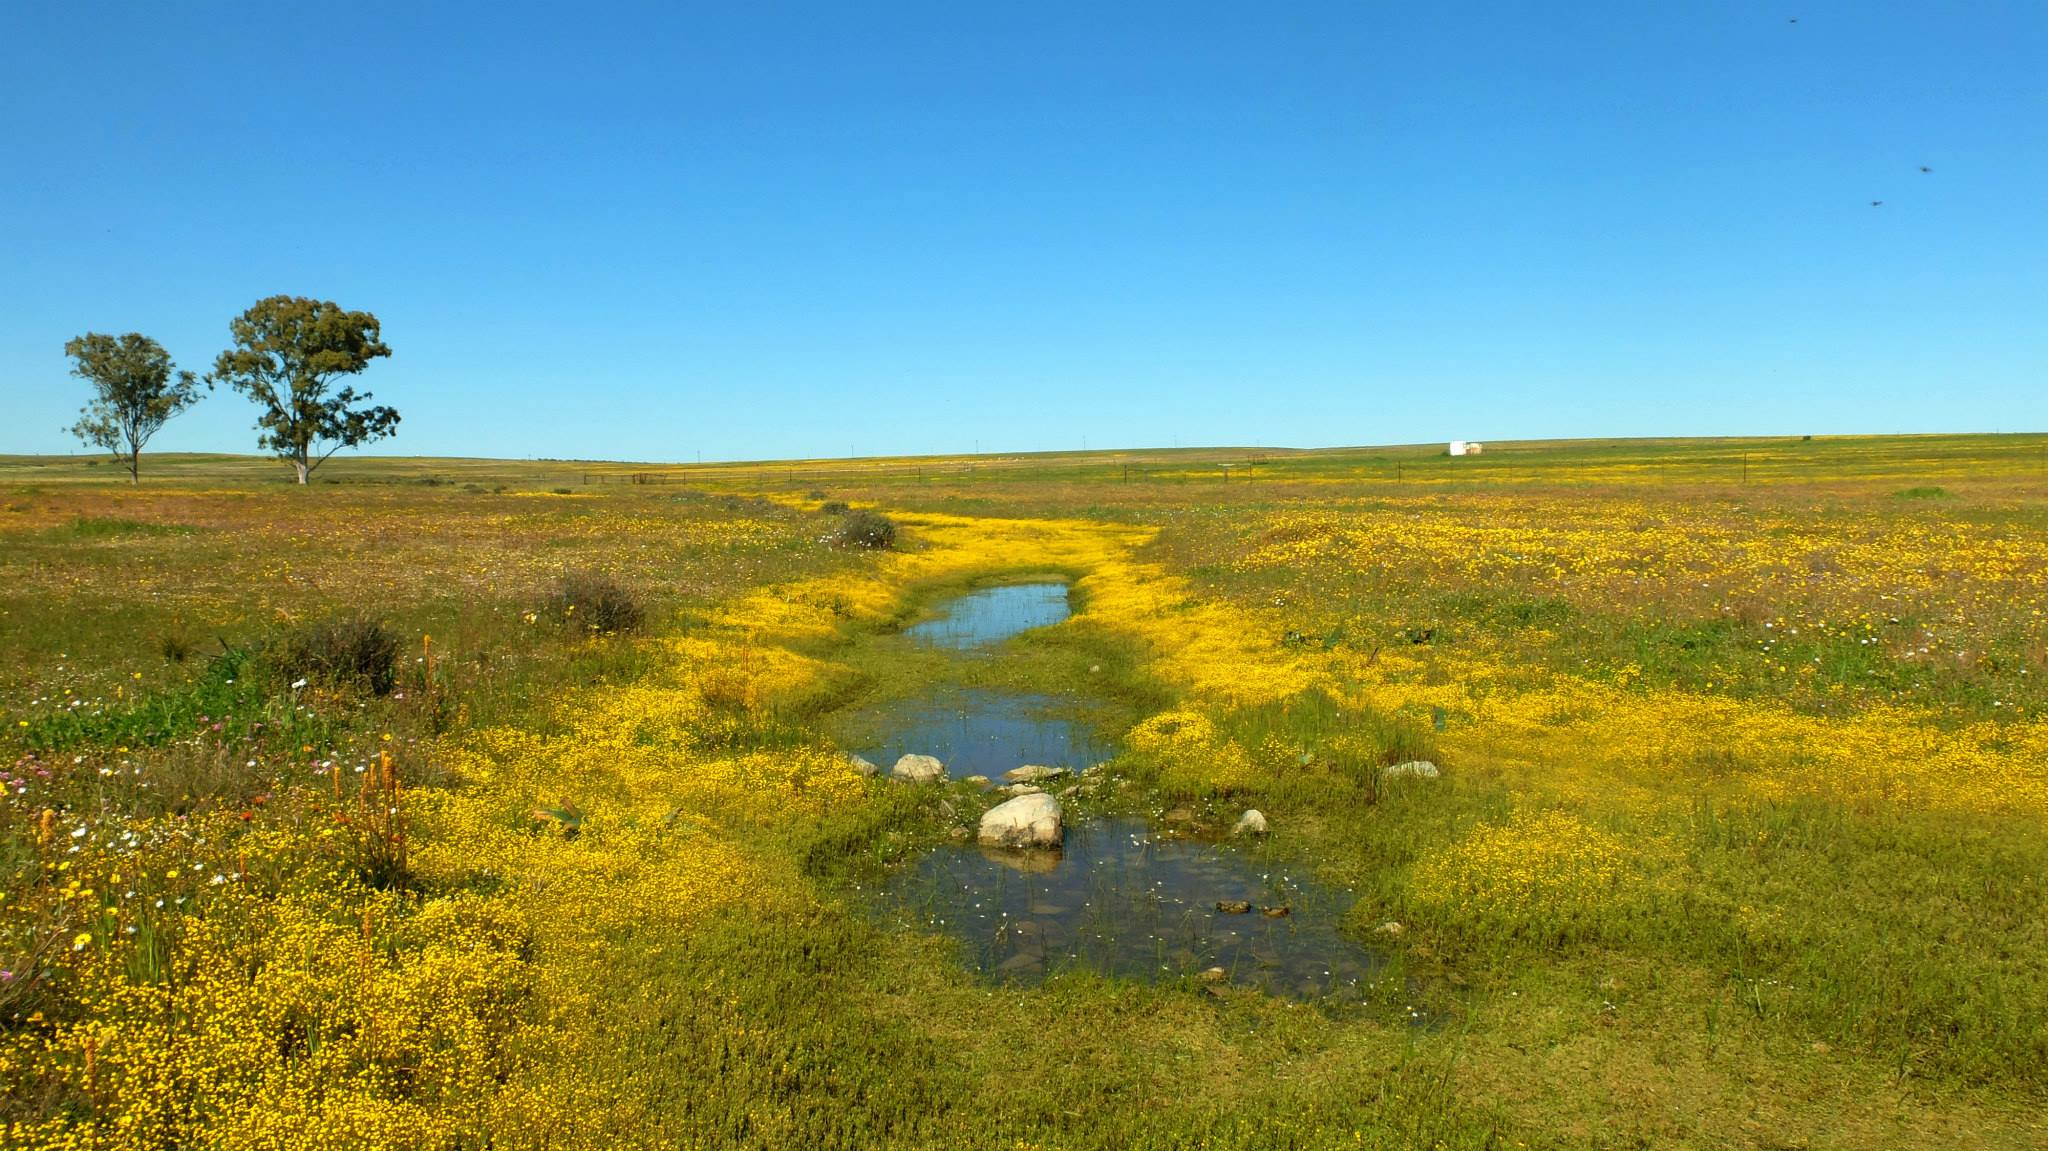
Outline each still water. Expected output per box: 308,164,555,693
903,582,1071,648
853,690,1113,780
878,819,1385,999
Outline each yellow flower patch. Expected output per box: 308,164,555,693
1410,810,1648,932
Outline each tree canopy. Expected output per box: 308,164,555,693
64,332,203,483
209,296,397,483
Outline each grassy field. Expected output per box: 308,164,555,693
2,435,2045,1149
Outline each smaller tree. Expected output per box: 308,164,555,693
209,295,397,484
64,332,204,484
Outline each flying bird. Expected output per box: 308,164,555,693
1919,166,1933,173
1870,200,1884,207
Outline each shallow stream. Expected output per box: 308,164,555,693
855,579,1386,1000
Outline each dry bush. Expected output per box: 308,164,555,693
278,614,399,695
834,508,897,550
550,570,646,634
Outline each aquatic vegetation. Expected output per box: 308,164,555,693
878,818,1385,997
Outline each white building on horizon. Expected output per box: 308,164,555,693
1448,440,1485,456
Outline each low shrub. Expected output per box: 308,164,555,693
279,614,400,695
835,508,897,550
550,570,646,634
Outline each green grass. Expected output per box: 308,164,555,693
57,515,198,538
5,442,2047,1149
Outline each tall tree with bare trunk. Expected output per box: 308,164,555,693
64,332,203,484
210,295,397,484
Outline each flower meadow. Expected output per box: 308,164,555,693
2,442,2045,1150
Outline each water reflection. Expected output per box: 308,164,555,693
853,690,1112,781
879,819,1384,999
904,582,1070,648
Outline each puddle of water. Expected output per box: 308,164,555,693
853,690,1113,780
903,582,1070,648
876,819,1385,1000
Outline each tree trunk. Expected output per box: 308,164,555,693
294,453,310,485
129,446,140,485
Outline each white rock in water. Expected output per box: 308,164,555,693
1232,809,1268,836
1004,764,1069,784
849,755,879,778
1381,760,1440,780
963,775,992,787
891,753,945,783
978,792,1064,849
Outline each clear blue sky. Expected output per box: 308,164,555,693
2,1,2042,462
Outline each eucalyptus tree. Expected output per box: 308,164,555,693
210,295,397,483
64,332,204,483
